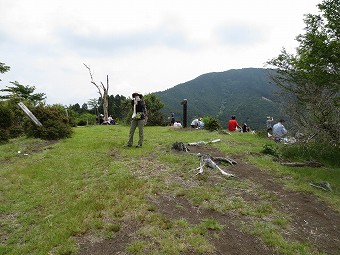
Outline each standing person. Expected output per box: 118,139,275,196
126,92,147,148
272,119,287,142
266,116,274,132
228,115,241,131
170,112,175,126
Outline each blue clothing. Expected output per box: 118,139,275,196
272,122,287,140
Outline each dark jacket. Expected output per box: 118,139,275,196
131,99,147,120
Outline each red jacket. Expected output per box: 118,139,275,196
228,119,239,131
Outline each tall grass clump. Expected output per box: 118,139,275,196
280,142,340,167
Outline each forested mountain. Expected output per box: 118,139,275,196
154,68,283,130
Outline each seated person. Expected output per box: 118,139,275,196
272,119,288,142
99,114,104,124
228,115,241,131
191,118,202,128
108,115,114,124
173,120,182,128
242,123,250,133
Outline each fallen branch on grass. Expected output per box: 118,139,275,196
280,161,323,168
310,182,332,192
172,139,221,151
188,139,221,146
195,154,235,177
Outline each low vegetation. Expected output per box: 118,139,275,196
1,125,339,255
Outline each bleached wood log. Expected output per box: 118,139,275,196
18,102,42,126
281,161,323,167
310,182,332,191
212,156,237,165
195,154,235,177
188,141,207,146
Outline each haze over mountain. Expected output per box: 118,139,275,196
155,68,282,129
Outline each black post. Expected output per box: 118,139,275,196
181,99,188,128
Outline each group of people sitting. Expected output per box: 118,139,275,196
228,115,288,141
227,115,251,133
98,114,116,125
172,114,288,142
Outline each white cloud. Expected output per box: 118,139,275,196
0,0,320,105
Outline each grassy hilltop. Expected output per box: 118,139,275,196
1,125,339,255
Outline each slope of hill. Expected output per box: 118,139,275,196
155,68,282,129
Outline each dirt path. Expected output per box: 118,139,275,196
77,145,340,255
232,161,340,255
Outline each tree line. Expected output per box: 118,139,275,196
67,93,165,127
0,66,166,142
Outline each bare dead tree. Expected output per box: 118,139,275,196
84,64,109,121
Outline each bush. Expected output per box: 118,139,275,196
24,104,73,140
0,102,14,129
202,116,222,131
9,126,24,138
77,120,88,126
76,113,97,126
0,128,10,143
261,143,279,157
0,102,15,142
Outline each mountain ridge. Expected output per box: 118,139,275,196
154,68,282,129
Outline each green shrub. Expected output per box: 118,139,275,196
24,104,73,140
261,143,279,157
202,116,222,131
0,128,10,143
9,125,24,138
0,102,15,142
0,102,14,129
77,120,87,126
76,113,96,126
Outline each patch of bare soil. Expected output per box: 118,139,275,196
76,223,139,255
77,144,340,255
150,195,279,255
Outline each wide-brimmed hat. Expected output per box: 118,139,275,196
132,92,143,97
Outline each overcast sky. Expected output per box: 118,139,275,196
0,0,320,105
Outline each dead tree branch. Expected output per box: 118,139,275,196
83,63,109,121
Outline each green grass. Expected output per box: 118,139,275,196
0,125,339,254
